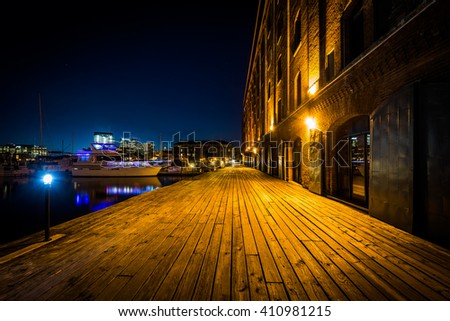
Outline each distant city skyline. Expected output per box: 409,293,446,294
0,2,259,152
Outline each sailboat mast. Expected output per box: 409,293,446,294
160,132,162,161
72,129,74,155
39,93,43,147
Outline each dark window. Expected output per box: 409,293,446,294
342,0,364,66
273,97,276,122
267,44,272,68
292,10,301,53
277,99,283,123
326,50,335,82
277,12,284,41
267,10,272,38
277,57,282,83
373,0,393,40
374,0,427,40
296,72,302,107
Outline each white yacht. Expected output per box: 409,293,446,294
71,143,161,177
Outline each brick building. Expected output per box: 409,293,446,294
173,140,237,167
242,0,450,247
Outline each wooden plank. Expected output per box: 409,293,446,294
171,252,204,300
130,210,202,300
294,199,450,300
172,177,227,300
242,179,284,283
152,222,207,300
280,199,413,300
211,178,234,300
192,224,223,300
1,167,450,301
1,207,149,300
264,196,385,300
267,283,290,301
263,215,338,300
257,219,309,301
248,175,345,300
236,178,259,255
47,213,164,300
260,176,436,299
112,221,192,300
231,179,250,300
246,254,269,300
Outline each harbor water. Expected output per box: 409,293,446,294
0,173,181,244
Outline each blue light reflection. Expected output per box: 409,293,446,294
72,177,163,210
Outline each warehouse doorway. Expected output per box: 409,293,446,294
335,116,370,207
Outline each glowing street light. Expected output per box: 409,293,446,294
42,173,53,241
43,174,53,185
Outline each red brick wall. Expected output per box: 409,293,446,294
243,0,450,189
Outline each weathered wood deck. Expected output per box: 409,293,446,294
1,167,450,300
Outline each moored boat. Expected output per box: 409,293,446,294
0,164,34,177
71,143,161,177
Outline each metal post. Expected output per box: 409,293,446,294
45,185,51,241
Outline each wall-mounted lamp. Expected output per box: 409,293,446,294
305,117,317,130
308,82,318,96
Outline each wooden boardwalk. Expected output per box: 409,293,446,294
1,167,450,300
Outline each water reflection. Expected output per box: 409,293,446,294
0,175,179,243
71,177,163,212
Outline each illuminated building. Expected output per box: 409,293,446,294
0,144,48,163
173,140,236,166
93,132,114,144
243,0,450,247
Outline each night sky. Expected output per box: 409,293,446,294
0,2,259,152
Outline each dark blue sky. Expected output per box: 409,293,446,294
0,2,259,152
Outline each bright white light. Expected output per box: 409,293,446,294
43,174,53,185
308,83,318,96
305,117,317,130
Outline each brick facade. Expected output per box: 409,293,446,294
243,0,450,248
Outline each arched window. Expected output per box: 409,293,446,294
295,71,302,107
292,10,301,53
277,11,284,42
277,56,282,83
